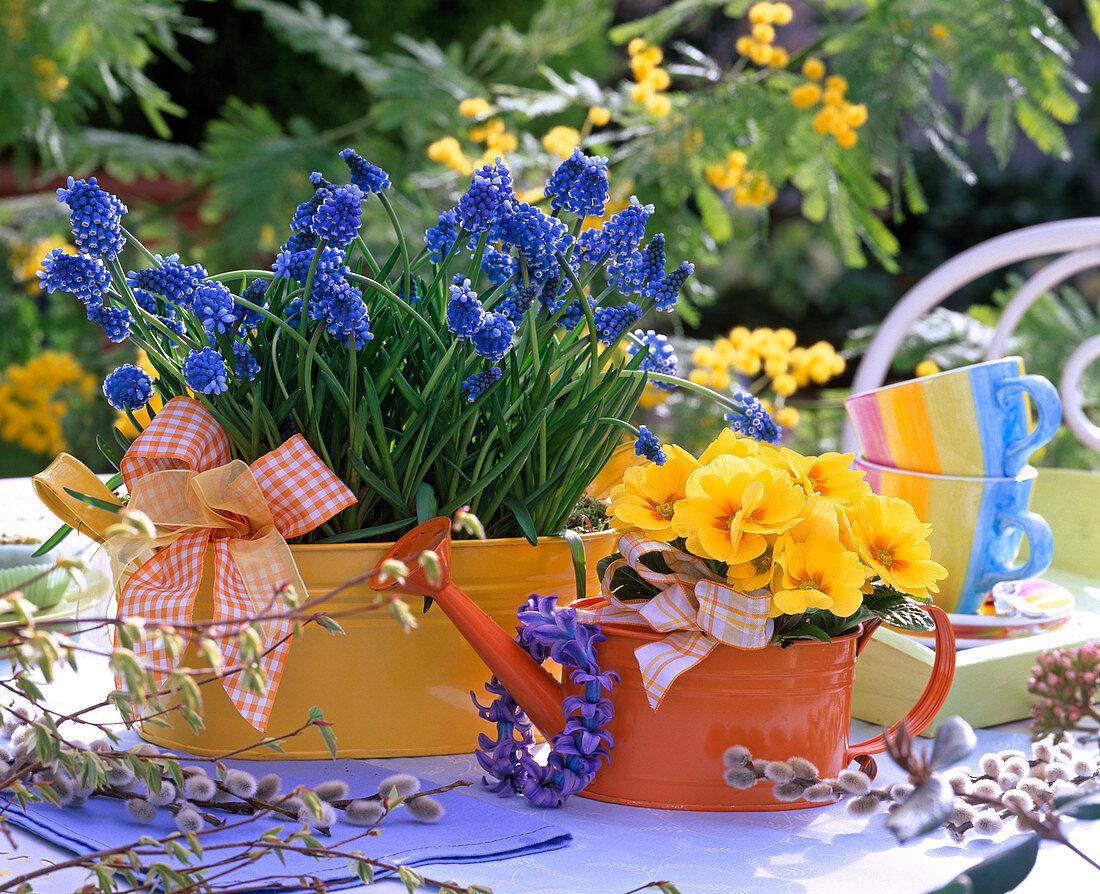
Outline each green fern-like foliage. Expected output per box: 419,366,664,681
0,0,211,172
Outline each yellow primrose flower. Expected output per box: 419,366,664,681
608,445,701,541
726,537,779,592
699,428,765,465
458,97,493,118
672,454,805,565
847,494,948,599
771,533,868,617
781,450,871,506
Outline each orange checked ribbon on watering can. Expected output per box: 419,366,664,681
584,532,774,710
35,396,356,731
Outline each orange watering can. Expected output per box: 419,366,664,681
370,519,957,811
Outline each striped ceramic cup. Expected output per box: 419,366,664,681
845,357,1061,477
852,456,1053,614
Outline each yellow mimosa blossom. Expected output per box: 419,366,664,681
705,164,737,190
792,82,818,108
752,23,776,43
771,2,793,25
587,105,611,127
916,359,940,377
427,137,474,175
825,74,849,94
9,236,74,295
846,103,868,127
672,454,805,565
749,2,775,24
630,82,653,104
781,450,871,506
771,533,867,617
735,36,755,58
608,445,701,541
628,38,648,57
835,129,857,149
802,58,826,81
931,23,950,40
515,187,545,204
646,94,672,117
458,97,493,118
848,494,948,599
775,405,800,429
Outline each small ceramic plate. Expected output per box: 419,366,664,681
894,578,1075,649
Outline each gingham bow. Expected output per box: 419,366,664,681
585,532,773,710
113,397,356,730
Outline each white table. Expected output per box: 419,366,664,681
1,477,1097,893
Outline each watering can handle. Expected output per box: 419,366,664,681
845,604,956,770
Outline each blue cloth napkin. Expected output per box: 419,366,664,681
4,757,571,892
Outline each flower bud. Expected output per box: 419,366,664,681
723,767,757,790
802,783,836,802
846,795,879,816
764,761,794,783
837,769,871,796
405,794,445,822
787,756,819,780
972,810,1003,835
345,798,385,826
418,550,443,586
124,798,156,823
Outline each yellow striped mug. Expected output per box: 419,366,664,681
852,456,1053,614
845,357,1061,477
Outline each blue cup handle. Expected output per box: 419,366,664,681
974,510,1054,594
999,374,1062,475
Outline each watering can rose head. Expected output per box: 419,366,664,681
605,427,949,642
36,150,717,544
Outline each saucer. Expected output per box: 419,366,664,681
896,578,1074,648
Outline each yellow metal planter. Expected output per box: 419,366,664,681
138,529,619,759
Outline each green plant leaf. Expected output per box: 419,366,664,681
504,495,538,546
927,834,1040,894
1054,789,1100,819
415,483,437,525
862,587,934,631
559,528,586,602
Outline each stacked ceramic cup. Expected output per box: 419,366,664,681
845,357,1062,617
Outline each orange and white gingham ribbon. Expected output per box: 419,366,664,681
113,396,356,731
582,532,773,710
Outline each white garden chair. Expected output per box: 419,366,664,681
841,217,1100,456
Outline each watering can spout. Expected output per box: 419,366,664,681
368,518,569,740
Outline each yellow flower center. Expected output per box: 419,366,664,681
875,548,893,567
656,501,674,519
